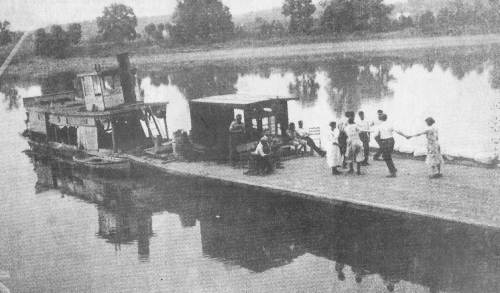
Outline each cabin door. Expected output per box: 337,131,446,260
81,76,105,111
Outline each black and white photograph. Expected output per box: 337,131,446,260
0,0,500,292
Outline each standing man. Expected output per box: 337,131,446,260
375,114,397,177
357,111,371,166
297,120,326,157
373,110,384,161
228,114,245,166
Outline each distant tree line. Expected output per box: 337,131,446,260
34,24,82,58
415,0,500,35
27,0,500,59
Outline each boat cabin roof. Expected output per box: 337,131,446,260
28,102,168,119
190,94,296,107
76,67,137,78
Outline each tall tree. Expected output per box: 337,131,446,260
282,0,316,34
48,25,71,58
97,3,138,42
320,0,355,33
170,0,234,44
419,10,436,34
320,0,392,33
0,20,12,46
67,23,82,45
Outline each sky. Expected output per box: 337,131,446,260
0,0,402,31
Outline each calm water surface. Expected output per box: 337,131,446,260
1,52,500,292
3,53,500,159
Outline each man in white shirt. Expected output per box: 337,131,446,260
375,114,397,177
296,120,326,157
357,111,371,166
373,109,384,160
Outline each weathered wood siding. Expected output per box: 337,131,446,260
28,110,47,134
77,127,98,151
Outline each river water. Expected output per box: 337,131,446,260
1,50,500,292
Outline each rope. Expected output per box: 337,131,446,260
0,31,31,78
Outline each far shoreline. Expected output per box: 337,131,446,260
3,33,500,79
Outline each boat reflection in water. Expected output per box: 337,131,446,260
28,152,500,292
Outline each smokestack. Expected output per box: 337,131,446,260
117,53,137,104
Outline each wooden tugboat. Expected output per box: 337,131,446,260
23,53,169,175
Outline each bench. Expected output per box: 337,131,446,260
307,127,321,155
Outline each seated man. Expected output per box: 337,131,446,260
295,121,327,157
251,134,283,175
286,122,307,153
252,135,273,174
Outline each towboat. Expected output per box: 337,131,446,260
22,53,171,173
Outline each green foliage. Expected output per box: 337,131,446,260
418,11,436,34
282,0,316,34
319,0,392,34
96,3,138,42
34,25,72,58
255,18,286,39
144,23,165,42
67,23,82,45
170,0,234,44
320,0,355,33
392,15,414,30
0,20,12,46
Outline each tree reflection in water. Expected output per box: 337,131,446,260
166,65,239,100
28,153,500,293
324,59,394,115
1,86,19,110
288,62,320,107
39,71,76,95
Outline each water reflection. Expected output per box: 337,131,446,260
288,62,320,107
17,49,500,159
165,65,239,100
27,153,500,292
1,86,20,110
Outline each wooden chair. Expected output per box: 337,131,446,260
236,141,259,169
308,127,321,154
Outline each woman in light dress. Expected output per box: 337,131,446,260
406,117,444,179
326,122,343,175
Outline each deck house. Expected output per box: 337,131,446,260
189,94,296,159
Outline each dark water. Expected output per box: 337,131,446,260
1,51,500,292
2,151,500,293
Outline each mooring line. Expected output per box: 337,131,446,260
0,31,31,78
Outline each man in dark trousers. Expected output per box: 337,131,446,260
375,114,397,177
373,110,384,161
357,111,371,166
228,114,245,166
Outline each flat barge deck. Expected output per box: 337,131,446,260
125,154,500,229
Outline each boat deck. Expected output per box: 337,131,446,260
125,154,500,229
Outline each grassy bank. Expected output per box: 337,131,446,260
2,33,500,79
